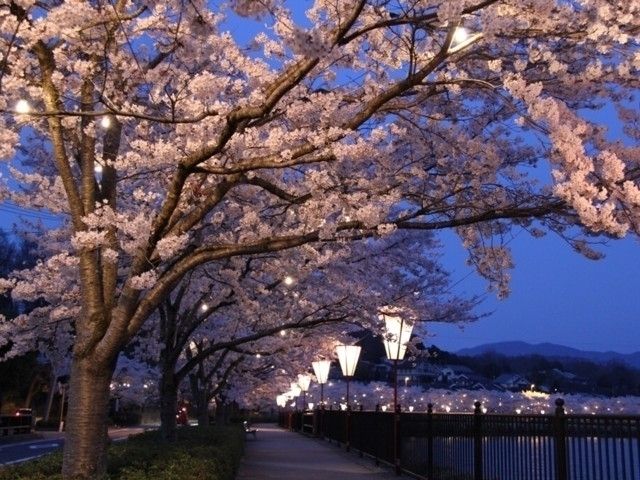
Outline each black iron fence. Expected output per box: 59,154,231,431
278,399,640,480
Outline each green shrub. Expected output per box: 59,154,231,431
0,425,244,480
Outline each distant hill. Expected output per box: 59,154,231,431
456,341,640,369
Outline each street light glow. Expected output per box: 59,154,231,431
15,99,30,114
452,26,469,45
312,360,331,384
100,116,112,128
283,275,294,285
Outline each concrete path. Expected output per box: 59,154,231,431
235,424,398,480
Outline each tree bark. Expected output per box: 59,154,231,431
215,397,225,425
61,356,113,479
196,388,209,426
44,375,57,422
188,372,210,427
159,370,178,442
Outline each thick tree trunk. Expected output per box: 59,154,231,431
196,389,209,426
61,357,113,479
214,397,225,425
24,376,40,408
188,373,209,427
159,370,178,442
44,375,57,422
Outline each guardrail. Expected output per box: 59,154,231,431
279,399,640,480
0,415,33,436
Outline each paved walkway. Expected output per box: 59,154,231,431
235,424,398,480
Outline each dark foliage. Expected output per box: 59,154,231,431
0,425,245,480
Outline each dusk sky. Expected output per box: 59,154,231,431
431,229,640,354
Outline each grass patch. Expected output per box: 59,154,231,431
0,425,244,480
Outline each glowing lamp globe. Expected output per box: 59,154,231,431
312,360,331,384
335,344,361,377
290,383,301,397
380,311,413,361
297,374,311,392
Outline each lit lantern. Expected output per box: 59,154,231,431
335,345,360,377
290,383,301,397
312,360,331,384
380,311,413,361
15,99,30,114
452,26,469,45
297,374,311,410
335,344,360,410
297,374,311,392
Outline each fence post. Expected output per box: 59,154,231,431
346,405,351,452
358,405,364,457
554,398,568,480
473,401,483,480
427,403,434,480
375,404,381,466
395,403,402,475
318,404,324,439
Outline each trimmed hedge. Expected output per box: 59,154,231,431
0,425,244,480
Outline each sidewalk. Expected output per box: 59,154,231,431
235,424,399,480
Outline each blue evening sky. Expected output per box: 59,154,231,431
431,231,640,354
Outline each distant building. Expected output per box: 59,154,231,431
494,373,531,391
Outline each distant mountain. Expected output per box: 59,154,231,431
456,341,640,369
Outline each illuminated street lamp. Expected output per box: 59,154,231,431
297,374,311,410
335,344,360,453
380,309,413,475
312,360,331,406
335,344,361,409
381,310,413,410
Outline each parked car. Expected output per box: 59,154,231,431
14,408,32,417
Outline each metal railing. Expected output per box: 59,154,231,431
279,399,640,480
0,414,33,436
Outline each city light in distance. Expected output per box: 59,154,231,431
283,275,294,285
100,116,112,128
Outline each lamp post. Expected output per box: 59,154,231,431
381,311,413,410
312,360,331,439
297,374,311,410
380,310,414,475
312,360,331,406
336,344,361,453
290,382,302,409
335,345,361,409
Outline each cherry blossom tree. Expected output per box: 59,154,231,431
132,232,476,440
1,0,639,477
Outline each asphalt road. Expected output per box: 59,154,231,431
0,436,64,465
0,427,145,466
